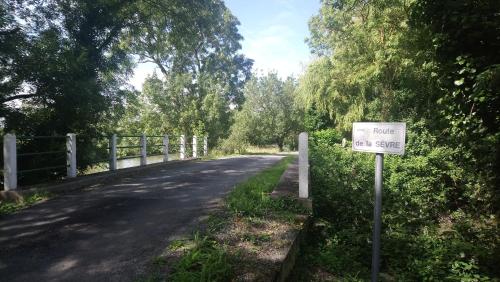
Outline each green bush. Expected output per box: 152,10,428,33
308,128,499,280
310,128,342,147
218,133,248,155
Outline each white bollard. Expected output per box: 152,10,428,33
66,133,77,178
3,134,17,190
204,136,208,156
180,135,185,160
109,134,117,171
163,134,169,162
193,136,197,158
299,132,309,198
140,134,147,166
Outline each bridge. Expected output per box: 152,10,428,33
2,133,209,191
0,132,310,281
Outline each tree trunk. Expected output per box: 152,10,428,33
277,139,284,152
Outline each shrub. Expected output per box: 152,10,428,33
310,128,342,147
308,128,499,280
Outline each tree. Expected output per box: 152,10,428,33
0,1,27,111
297,0,499,278
298,0,441,135
2,0,250,177
0,0,142,180
225,73,303,152
411,0,500,193
130,0,252,106
124,0,252,144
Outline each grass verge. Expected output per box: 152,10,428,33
141,155,309,281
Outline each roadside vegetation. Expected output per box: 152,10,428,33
290,0,499,280
141,155,308,281
2,0,498,280
0,190,52,216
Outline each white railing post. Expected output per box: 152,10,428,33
3,133,17,190
163,134,169,162
192,135,197,158
140,134,147,166
204,136,208,156
109,134,117,171
180,135,185,160
299,132,309,198
66,133,77,178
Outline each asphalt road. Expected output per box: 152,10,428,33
0,155,284,282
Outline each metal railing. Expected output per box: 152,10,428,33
17,135,68,176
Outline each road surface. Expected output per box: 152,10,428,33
0,155,284,281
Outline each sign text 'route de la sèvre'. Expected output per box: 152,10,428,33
352,122,406,155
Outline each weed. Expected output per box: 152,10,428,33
170,233,231,282
0,190,52,216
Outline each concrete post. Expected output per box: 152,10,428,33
66,133,77,178
3,134,17,190
299,132,309,198
140,134,147,166
204,136,208,156
163,135,169,162
192,135,197,158
180,135,185,160
109,134,117,171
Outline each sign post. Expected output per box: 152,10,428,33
352,122,406,282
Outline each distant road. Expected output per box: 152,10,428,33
0,155,284,281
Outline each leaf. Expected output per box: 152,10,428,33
454,78,464,86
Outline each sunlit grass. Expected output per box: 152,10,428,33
166,155,304,281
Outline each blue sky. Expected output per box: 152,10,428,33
129,0,321,89
225,0,320,78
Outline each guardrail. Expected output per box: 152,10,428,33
2,133,208,191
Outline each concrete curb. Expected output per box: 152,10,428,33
271,160,313,281
0,158,201,202
274,215,313,282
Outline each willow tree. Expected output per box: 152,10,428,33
298,0,439,134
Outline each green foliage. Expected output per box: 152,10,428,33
1,0,250,183
306,131,499,280
310,128,342,147
223,73,304,152
0,190,52,216
1,0,141,181
298,0,433,135
297,1,499,278
218,127,248,155
122,0,252,146
170,234,231,282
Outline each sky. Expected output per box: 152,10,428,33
129,0,321,90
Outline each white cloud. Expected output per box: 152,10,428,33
242,24,311,78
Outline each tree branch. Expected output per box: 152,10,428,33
97,24,123,53
1,93,38,104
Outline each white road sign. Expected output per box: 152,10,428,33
352,122,406,155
